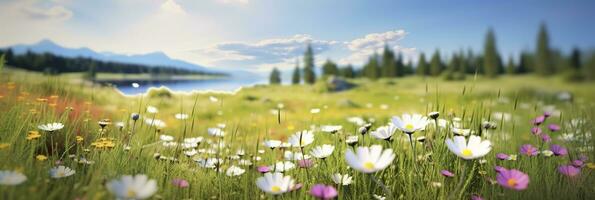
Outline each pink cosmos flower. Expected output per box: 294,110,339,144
496,168,529,190
541,134,551,143
532,116,545,125
558,165,581,177
550,144,568,156
298,159,315,168
520,144,539,156
496,153,509,160
531,127,542,135
440,170,454,177
309,184,338,200
547,124,560,132
257,165,270,173
172,178,189,188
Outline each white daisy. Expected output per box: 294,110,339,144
209,96,219,102
345,135,359,145
146,106,158,114
226,165,246,177
159,134,174,142
270,161,296,172
207,128,225,137
184,149,198,157
452,127,472,136
38,122,64,132
284,151,310,161
263,140,282,149
345,145,395,173
310,144,335,159
49,166,75,178
0,170,27,185
331,173,353,186
255,172,295,195
106,174,157,200
196,158,222,168
320,125,342,133
175,113,189,120
346,117,366,126
370,124,397,140
391,113,430,134
310,108,321,114
288,130,314,147
445,135,492,160
144,119,166,129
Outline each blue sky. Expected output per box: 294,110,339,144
1,0,594,74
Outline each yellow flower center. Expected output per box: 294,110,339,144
363,162,375,170
405,124,414,130
271,186,281,192
57,172,65,177
127,189,137,197
461,149,473,157
507,178,517,187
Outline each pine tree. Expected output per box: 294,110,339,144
430,50,443,76
404,60,414,75
569,48,581,71
483,28,502,78
381,45,396,77
303,44,316,84
291,64,301,85
363,54,380,79
517,52,530,74
322,59,339,77
416,53,429,76
536,23,554,75
395,53,404,77
269,68,281,84
340,65,355,78
506,56,516,75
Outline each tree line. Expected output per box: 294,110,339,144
269,23,595,84
0,49,222,78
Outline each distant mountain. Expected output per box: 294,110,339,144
6,39,214,73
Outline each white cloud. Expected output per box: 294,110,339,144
338,30,417,65
22,4,73,20
161,0,186,15
217,0,250,5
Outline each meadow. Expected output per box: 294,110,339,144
0,68,593,200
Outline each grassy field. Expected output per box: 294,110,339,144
0,68,593,199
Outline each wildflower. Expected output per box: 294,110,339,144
144,119,166,129
532,115,545,125
26,131,41,140
310,145,335,159
540,134,551,143
452,128,472,136
297,159,315,168
288,130,314,147
207,128,225,137
131,113,140,121
541,150,554,157
391,113,430,134
0,170,27,185
310,184,338,200
159,134,174,142
36,155,48,161
547,124,560,132
358,123,372,135
370,124,397,141
496,168,529,190
146,106,158,114
345,136,358,146
284,151,310,161
270,161,296,172
496,153,509,160
320,125,342,133
184,149,197,157
428,111,440,120
531,127,542,135
171,178,189,188
586,163,595,169
209,96,218,102
255,172,295,195
310,108,321,114
494,166,506,173
520,144,539,156
49,166,75,178
226,165,246,177
263,140,282,149
75,136,84,143
196,158,222,168
257,166,271,173
106,174,157,200
558,165,581,177
115,122,125,129
0,143,9,149
331,173,353,185
441,170,454,177
98,119,111,129
175,113,189,120
572,160,584,168
345,145,395,173
550,144,568,156
38,122,64,132
373,194,386,200
431,182,442,187
445,135,492,160
471,195,484,200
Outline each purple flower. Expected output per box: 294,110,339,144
572,160,584,168
540,134,551,143
520,144,539,156
543,111,552,118
532,116,545,125
550,144,568,156
558,165,581,177
496,153,509,160
298,159,314,168
440,170,454,177
496,168,529,190
171,178,189,188
531,127,542,135
547,124,560,132
494,165,506,173
309,184,338,200
257,165,270,173
471,195,484,200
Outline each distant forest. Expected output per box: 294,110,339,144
269,24,595,84
0,49,223,76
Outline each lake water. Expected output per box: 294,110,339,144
100,77,267,95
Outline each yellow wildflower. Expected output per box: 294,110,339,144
36,155,48,161
27,131,42,140
587,163,595,169
36,98,48,103
0,143,10,149
76,136,84,143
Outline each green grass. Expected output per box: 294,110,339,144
0,69,593,199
